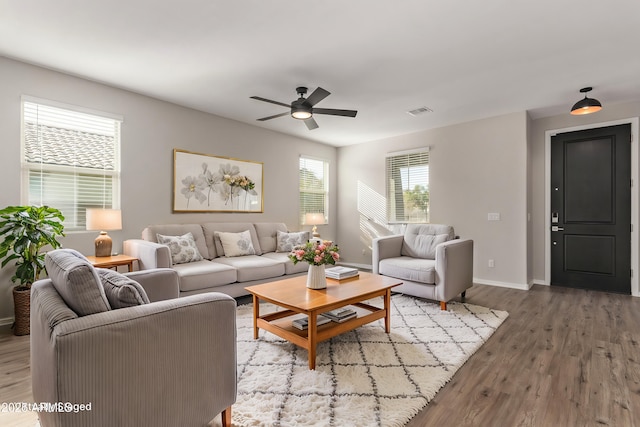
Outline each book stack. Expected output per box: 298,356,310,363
322,307,357,323
292,315,332,330
325,266,359,280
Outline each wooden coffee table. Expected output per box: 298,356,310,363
245,272,402,370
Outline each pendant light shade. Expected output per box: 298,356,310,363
570,87,602,115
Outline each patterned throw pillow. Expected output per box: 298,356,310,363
97,268,150,309
276,231,308,253
215,230,256,257
156,232,204,264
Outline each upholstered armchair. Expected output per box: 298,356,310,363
31,249,237,427
372,224,473,310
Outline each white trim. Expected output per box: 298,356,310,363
473,278,531,290
338,262,372,270
0,317,14,327
544,117,639,297
21,94,124,122
385,146,430,157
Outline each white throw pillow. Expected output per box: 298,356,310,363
215,230,256,257
276,230,308,253
156,232,204,264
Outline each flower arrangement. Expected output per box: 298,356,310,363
289,240,340,266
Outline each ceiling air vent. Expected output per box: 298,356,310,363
407,106,433,117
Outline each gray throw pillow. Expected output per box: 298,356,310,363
97,268,150,309
214,230,256,257
156,232,204,264
401,233,450,259
276,230,308,253
45,248,111,316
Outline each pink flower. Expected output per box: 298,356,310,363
318,244,326,251
314,255,323,263
332,252,340,261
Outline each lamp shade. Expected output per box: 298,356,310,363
86,208,122,231
570,87,602,115
305,213,325,225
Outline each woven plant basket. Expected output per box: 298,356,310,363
12,287,30,336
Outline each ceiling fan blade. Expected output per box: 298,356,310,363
257,112,290,121
313,108,358,118
250,96,290,108
304,87,331,107
304,117,319,130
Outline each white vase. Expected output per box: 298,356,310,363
306,264,327,289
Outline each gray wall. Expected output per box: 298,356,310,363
336,112,529,287
0,56,337,322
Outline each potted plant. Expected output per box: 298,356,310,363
0,205,65,335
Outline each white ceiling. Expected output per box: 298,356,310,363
2,1,640,147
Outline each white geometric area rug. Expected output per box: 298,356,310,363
229,294,508,427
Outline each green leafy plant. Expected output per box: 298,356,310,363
0,205,65,289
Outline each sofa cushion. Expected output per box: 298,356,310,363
276,230,309,253
172,260,238,292
401,233,449,259
157,232,204,264
97,268,150,308
142,224,210,259
261,252,310,275
253,223,288,253
401,224,455,259
213,255,284,282
45,249,111,316
202,222,262,257
378,256,436,284
215,230,256,257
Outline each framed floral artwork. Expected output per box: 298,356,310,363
173,149,264,212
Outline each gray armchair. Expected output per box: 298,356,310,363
31,249,237,427
372,224,473,310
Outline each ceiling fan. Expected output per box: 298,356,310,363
250,86,358,130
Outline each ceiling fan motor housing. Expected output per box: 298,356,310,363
291,98,312,119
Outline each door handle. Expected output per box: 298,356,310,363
551,226,564,232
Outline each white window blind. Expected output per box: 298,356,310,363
21,99,121,231
386,148,429,223
299,156,329,224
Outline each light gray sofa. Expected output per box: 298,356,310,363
31,248,236,427
123,222,310,298
372,224,473,310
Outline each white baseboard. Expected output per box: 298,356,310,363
0,316,14,327
473,278,531,291
338,262,372,270
531,279,548,286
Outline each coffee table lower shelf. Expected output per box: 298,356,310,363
254,300,390,370
258,302,386,346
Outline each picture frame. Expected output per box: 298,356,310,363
173,149,264,212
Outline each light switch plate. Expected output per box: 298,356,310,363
488,213,501,221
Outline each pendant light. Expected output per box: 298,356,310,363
570,87,602,115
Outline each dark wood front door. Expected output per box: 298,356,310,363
550,124,631,294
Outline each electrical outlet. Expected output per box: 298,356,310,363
488,259,495,268
488,213,501,221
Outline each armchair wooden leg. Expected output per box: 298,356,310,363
440,301,447,310
221,406,232,427
461,291,466,301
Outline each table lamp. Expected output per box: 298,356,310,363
86,208,122,257
305,213,324,238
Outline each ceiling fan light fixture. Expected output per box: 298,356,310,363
291,99,312,120
570,87,602,115
291,109,312,120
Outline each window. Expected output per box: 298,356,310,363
299,156,329,224
386,148,429,223
21,98,122,231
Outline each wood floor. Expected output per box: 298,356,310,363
2,284,639,426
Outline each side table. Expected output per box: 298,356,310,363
86,254,138,272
